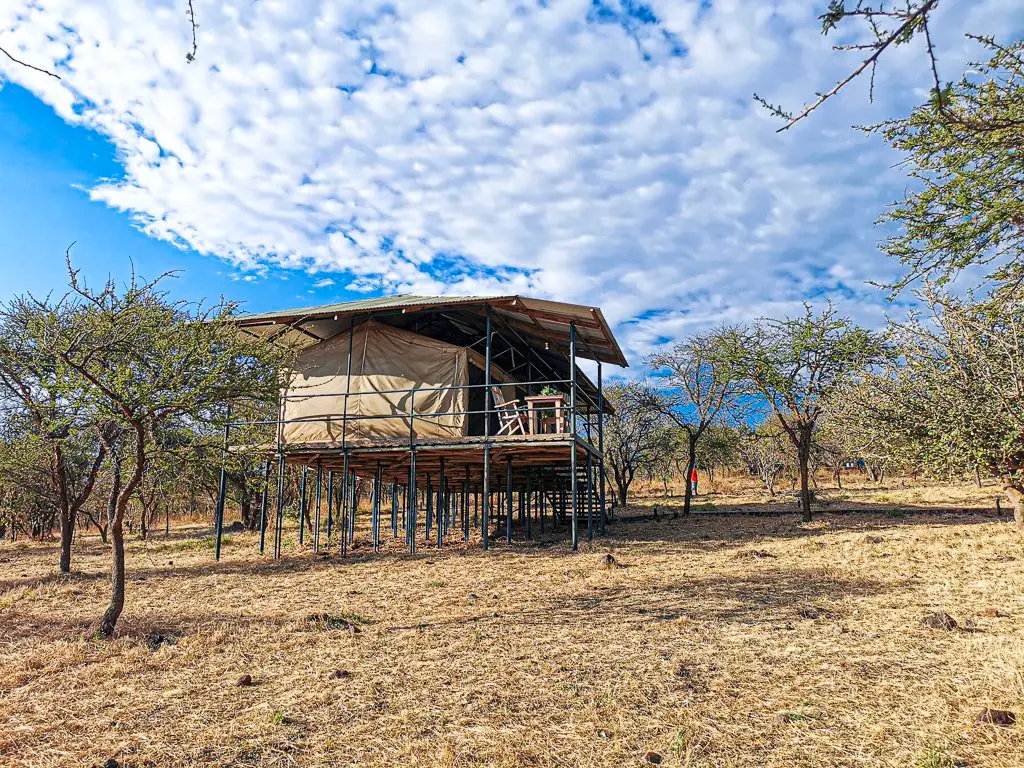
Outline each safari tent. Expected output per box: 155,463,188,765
282,319,512,444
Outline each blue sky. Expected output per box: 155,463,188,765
2,0,1022,365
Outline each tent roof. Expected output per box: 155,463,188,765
236,294,628,368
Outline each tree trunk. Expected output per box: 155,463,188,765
974,465,982,488
681,433,696,518
58,508,74,574
97,451,123,638
53,444,74,574
1005,483,1023,529
240,492,256,530
97,426,147,639
797,431,812,523
865,463,878,483
835,468,842,489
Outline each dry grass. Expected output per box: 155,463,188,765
2,480,1023,767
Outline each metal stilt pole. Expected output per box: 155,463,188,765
325,470,334,542
258,457,271,555
313,462,323,553
298,465,308,547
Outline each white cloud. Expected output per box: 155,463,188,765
1,0,1022,367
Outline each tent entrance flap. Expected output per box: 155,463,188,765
282,320,469,443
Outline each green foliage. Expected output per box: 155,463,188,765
713,304,890,519
602,382,673,507
874,38,1024,297
850,289,1024,512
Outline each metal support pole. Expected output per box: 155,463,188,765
483,305,492,551
525,479,532,540
391,479,398,538
482,447,490,550
298,465,308,547
425,473,433,540
258,457,271,555
597,359,607,536
505,456,513,543
340,452,350,556
438,458,446,549
587,451,594,542
326,469,335,542
214,405,231,562
569,321,578,551
348,471,356,545
313,462,323,553
463,476,470,541
274,454,285,559
408,449,417,554
372,463,381,553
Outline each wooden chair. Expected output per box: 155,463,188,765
491,386,527,436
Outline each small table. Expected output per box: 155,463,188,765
524,394,567,435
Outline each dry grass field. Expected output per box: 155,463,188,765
2,476,1023,767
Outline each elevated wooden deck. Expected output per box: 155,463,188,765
275,432,598,486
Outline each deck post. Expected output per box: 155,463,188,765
214,405,231,562
298,465,308,547
371,463,381,553
425,473,433,541
313,462,323,553
463,475,470,541
586,451,594,542
340,451,350,556
525,479,532,540
258,457,271,555
438,458,446,549
348,470,357,545
597,360,607,535
273,453,285,559
325,470,334,542
408,449,417,554
391,479,398,538
505,456,513,543
482,304,493,551
569,320,579,551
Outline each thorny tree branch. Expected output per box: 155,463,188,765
2,2,197,78
186,0,198,63
0,44,60,79
754,0,942,132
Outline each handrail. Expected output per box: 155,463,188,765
278,378,573,400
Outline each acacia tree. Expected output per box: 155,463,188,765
0,296,106,572
602,382,672,508
760,5,1024,298
738,423,789,497
643,331,741,518
715,304,890,522
861,290,1024,523
645,331,744,516
38,264,291,637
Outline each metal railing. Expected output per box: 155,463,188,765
230,376,601,448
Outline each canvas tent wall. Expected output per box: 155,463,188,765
282,319,510,444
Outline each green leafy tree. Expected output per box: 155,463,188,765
714,304,891,521
603,382,672,509
0,296,106,571
645,331,745,516
858,290,1024,523
875,38,1024,297
40,264,293,637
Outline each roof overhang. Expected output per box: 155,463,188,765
236,294,628,368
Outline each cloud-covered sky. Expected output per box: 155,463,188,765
2,0,1022,365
